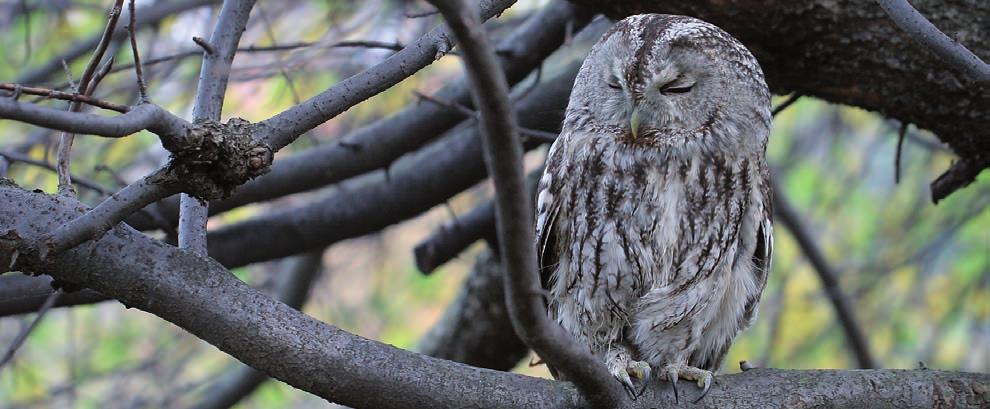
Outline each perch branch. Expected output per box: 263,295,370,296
1,182,987,409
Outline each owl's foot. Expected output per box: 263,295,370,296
661,363,713,404
605,349,652,399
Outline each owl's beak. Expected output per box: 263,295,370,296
630,108,642,138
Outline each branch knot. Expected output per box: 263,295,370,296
164,118,273,201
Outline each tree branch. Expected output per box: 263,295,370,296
37,168,181,258
4,181,988,408
572,0,990,200
414,167,544,275
417,249,529,371
122,1,590,231
0,274,106,317
192,251,324,409
257,0,519,152
0,181,580,409
0,100,191,146
15,0,220,85
875,0,990,83
428,0,626,406
0,83,130,112
179,0,257,254
56,0,126,195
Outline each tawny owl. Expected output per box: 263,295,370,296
535,14,773,401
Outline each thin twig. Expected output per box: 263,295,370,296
0,150,111,194
56,0,126,196
0,83,129,112
876,0,990,82
192,36,215,54
895,121,907,184
127,0,148,102
428,0,628,406
256,3,300,104
405,9,439,19
772,93,801,117
0,290,62,371
414,92,558,143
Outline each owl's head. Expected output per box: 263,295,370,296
564,14,770,147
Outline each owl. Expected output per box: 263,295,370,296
535,14,773,401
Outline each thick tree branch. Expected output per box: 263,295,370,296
429,0,626,406
572,0,990,200
192,251,324,409
3,182,987,409
0,182,580,409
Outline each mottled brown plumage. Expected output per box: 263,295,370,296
535,14,773,399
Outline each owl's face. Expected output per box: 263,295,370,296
565,15,770,147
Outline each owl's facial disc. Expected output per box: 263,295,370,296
622,57,705,139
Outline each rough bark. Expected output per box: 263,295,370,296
570,0,989,196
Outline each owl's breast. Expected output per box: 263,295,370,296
552,134,755,297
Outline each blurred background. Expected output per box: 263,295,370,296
0,0,987,408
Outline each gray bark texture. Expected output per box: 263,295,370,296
570,0,989,200
2,180,988,408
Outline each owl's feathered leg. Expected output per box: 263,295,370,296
661,363,713,404
604,346,652,398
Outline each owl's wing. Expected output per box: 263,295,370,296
535,170,561,291
744,200,774,321
535,141,567,290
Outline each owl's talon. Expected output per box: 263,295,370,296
665,366,680,403
632,363,651,397
661,363,714,403
692,373,713,403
